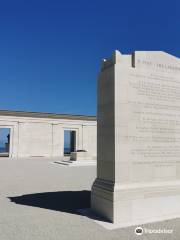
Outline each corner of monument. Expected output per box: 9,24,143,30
101,50,122,70
112,50,122,64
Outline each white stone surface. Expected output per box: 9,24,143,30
91,50,180,226
70,151,96,161
55,160,96,167
1,157,179,240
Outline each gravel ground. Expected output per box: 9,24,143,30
0,158,180,240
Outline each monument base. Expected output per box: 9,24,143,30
91,178,180,227
70,151,96,161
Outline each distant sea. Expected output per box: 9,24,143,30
0,147,6,153
64,147,70,154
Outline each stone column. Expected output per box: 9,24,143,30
91,50,120,223
91,50,180,226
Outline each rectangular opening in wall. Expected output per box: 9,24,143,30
0,128,10,157
64,130,76,156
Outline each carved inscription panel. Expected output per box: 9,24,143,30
117,61,180,182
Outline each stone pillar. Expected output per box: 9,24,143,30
91,50,180,226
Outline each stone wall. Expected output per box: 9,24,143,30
0,112,97,159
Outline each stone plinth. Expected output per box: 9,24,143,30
70,151,96,161
91,50,180,226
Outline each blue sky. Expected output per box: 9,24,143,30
0,0,179,116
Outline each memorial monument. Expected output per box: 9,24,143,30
91,50,180,227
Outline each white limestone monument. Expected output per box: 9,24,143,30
91,50,180,227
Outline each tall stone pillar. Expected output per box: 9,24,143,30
91,50,180,226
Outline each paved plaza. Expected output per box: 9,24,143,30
0,158,180,240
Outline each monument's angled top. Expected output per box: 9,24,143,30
132,51,180,70
101,50,180,72
133,50,179,61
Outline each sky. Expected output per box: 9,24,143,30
0,0,179,116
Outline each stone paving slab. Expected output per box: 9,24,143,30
0,158,179,240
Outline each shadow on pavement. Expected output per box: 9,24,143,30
8,190,91,215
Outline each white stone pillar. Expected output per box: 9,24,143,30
91,51,120,223
91,50,180,226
